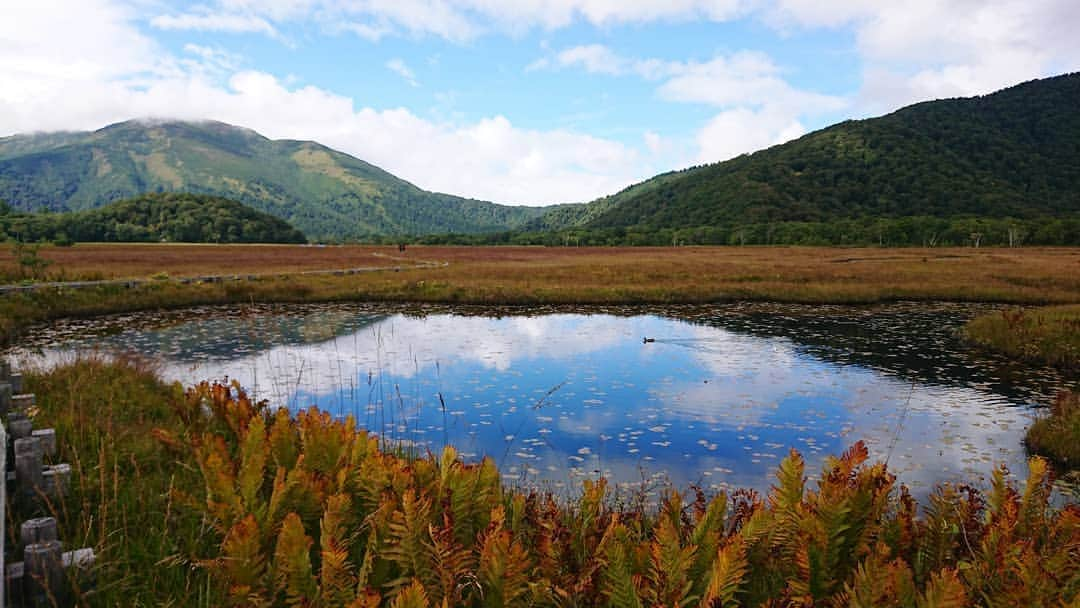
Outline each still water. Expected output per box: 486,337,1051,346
10,302,1073,498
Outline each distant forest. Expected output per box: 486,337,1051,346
0,193,306,244
409,216,1080,247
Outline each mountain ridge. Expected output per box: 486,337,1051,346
0,119,545,240
530,72,1080,234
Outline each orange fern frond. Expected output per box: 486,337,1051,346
916,569,967,608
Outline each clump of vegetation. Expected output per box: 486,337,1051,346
22,356,217,606
20,359,1080,605
148,380,1078,607
1026,391,1080,469
0,193,307,244
10,240,53,280
964,305,1080,372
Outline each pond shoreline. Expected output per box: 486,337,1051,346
12,300,1073,500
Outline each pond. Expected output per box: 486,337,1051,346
9,302,1074,499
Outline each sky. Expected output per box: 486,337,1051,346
2,1,1079,206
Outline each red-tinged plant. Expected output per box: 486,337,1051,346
160,381,1080,608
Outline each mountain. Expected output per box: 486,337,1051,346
531,72,1080,236
0,193,307,244
0,120,544,240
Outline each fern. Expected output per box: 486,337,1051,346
389,579,430,608
220,514,269,606
273,512,318,607
384,489,435,594
319,493,356,606
700,535,748,608
269,407,300,470
427,515,476,606
644,493,697,607
239,414,269,514
198,435,244,529
1017,457,1050,539
688,492,727,599
600,523,643,608
841,542,916,608
478,507,535,608
297,408,352,477
916,569,967,608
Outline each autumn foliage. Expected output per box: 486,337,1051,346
158,381,1080,607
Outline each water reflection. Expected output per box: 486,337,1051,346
11,303,1075,498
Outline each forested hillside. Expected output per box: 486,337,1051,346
524,72,1080,245
0,193,307,244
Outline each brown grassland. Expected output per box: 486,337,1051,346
2,243,1080,298
2,244,1080,344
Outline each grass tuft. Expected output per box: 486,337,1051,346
1026,391,1080,468
963,304,1080,372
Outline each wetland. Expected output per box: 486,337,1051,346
12,301,1073,498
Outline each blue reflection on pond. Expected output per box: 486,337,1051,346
13,303,1072,498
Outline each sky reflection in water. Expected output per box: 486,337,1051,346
13,303,1073,499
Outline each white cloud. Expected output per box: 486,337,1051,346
147,0,752,42
695,106,805,163
657,51,845,113
0,4,646,205
0,0,666,205
535,44,841,165
385,58,419,87
151,10,279,36
643,130,669,155
768,0,1080,112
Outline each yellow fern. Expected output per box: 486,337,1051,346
319,493,356,606
389,579,430,608
273,512,317,607
700,535,748,608
916,569,967,608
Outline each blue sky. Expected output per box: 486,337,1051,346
2,1,1079,205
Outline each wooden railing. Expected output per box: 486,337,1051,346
0,363,94,607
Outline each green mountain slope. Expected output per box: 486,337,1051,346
0,193,307,243
538,72,1080,232
0,120,544,240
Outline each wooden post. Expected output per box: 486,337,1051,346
0,384,10,417
20,518,58,547
8,416,32,441
0,421,6,608
31,430,56,459
11,394,34,411
23,540,64,607
43,465,71,498
14,437,43,499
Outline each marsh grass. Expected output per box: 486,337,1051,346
20,356,219,606
1026,391,1080,469
4,246,1080,348
963,305,1080,372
